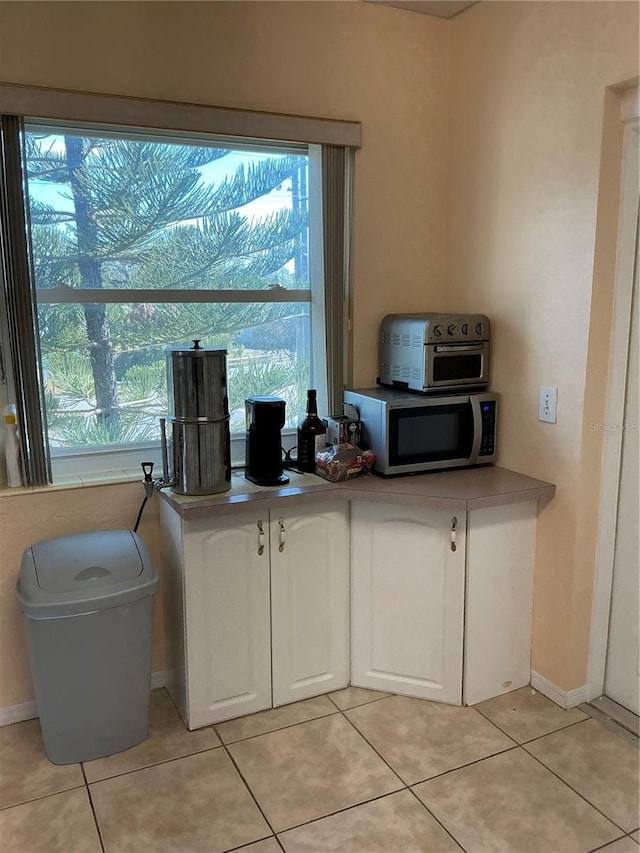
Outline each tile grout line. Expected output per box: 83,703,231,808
272,790,417,838
471,709,592,748
521,745,631,836
338,707,467,853
81,764,106,853
468,704,520,746
0,781,85,814
337,685,626,842
217,736,280,842
342,701,632,852
163,685,182,719
216,706,413,840
405,785,467,853
216,833,282,853
274,833,287,852
64,697,393,790
519,715,592,744
403,743,521,787
217,692,393,748
470,702,640,835
337,696,523,791
81,742,223,785
338,707,406,788
217,707,341,747
586,834,631,853
325,692,392,712
255,697,476,853
218,713,410,839
6,690,631,851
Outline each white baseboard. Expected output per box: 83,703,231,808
0,700,38,727
151,670,167,690
530,670,590,709
0,671,168,727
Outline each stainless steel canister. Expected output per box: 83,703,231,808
169,420,230,495
167,340,229,420
166,340,231,496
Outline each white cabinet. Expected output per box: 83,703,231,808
350,500,537,706
270,504,350,706
351,502,466,704
464,501,537,705
161,489,539,728
161,500,349,729
182,511,272,729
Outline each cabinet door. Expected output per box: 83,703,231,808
464,501,536,705
351,501,465,704
183,512,271,728
270,501,350,706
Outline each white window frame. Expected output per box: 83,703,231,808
29,131,325,482
0,85,359,487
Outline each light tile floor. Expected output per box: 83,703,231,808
0,686,638,852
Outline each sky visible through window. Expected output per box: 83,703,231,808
24,129,312,450
29,141,298,264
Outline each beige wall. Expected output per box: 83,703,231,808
0,0,451,387
0,0,637,709
0,0,449,709
448,1,638,689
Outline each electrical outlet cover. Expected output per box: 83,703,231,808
538,386,557,423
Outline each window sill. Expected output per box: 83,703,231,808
0,468,144,496
0,461,257,495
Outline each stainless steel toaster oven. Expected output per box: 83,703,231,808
378,313,490,393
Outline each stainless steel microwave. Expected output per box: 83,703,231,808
344,387,498,476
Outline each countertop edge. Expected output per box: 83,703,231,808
160,467,556,519
466,485,556,511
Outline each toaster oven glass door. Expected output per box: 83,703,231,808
388,401,474,466
427,343,488,387
433,353,483,383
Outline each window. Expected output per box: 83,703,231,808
0,92,358,486
25,124,322,475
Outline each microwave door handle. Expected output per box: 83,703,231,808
469,399,482,463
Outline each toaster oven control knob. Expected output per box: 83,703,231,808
476,322,484,335
447,324,457,335
433,324,442,337
461,323,469,335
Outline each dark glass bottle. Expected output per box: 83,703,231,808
297,389,326,472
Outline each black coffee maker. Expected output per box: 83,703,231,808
245,396,289,486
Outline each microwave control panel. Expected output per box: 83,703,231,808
479,400,497,457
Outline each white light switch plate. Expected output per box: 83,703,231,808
538,386,557,423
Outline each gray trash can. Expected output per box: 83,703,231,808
16,529,158,765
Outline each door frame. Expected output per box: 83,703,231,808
587,82,639,701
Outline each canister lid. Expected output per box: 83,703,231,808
166,340,229,421
167,339,227,358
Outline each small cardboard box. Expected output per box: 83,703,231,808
324,416,362,447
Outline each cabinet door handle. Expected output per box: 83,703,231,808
278,518,286,552
450,516,457,552
257,520,265,556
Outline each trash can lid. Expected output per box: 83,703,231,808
16,530,158,618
